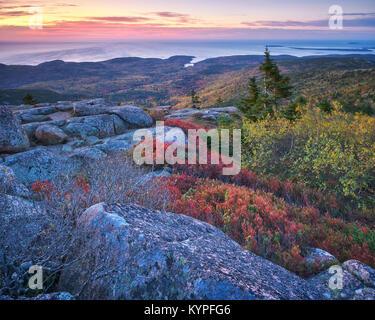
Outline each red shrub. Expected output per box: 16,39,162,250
164,119,205,134
165,174,375,277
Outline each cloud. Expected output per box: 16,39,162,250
88,16,151,23
0,10,29,17
343,12,375,16
242,20,326,28
152,11,197,24
242,16,375,29
1,21,375,42
153,12,189,18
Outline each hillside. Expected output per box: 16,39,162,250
1,55,375,109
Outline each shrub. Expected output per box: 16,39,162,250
164,119,205,134
0,155,170,299
241,107,375,219
166,174,375,277
147,108,166,122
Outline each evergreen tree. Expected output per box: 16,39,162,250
191,89,201,108
239,77,264,121
248,77,259,105
241,48,293,122
281,96,306,121
318,99,334,114
215,97,224,107
23,93,38,105
259,47,292,111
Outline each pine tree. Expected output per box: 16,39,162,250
282,96,306,121
22,93,38,105
215,97,224,107
318,99,334,114
241,48,293,121
259,47,292,111
191,89,201,108
239,77,264,121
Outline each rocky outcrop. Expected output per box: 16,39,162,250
59,203,323,300
302,248,339,273
70,147,107,160
109,105,153,128
0,106,29,153
18,100,152,141
342,260,375,288
35,124,68,145
166,106,241,122
0,165,30,198
308,261,375,300
3,148,78,185
64,114,125,139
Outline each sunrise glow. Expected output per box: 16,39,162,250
0,0,374,41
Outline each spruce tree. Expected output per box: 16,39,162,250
241,48,293,121
318,99,334,114
259,47,292,111
191,89,201,108
22,93,38,105
239,77,263,121
282,96,306,121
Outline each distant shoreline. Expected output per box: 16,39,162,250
1,40,374,66
1,52,375,68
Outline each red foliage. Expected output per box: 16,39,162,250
164,119,205,134
164,174,375,277
32,180,54,200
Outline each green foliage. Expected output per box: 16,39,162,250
242,107,375,214
239,77,265,121
215,97,224,107
191,89,201,109
281,96,306,121
22,93,39,105
318,99,334,114
241,48,293,121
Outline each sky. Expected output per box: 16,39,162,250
0,0,375,41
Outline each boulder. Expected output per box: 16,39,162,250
3,148,78,185
0,106,30,153
73,105,109,117
70,147,107,160
23,120,66,139
0,193,41,221
15,106,59,123
109,105,153,128
308,267,366,300
64,114,126,139
97,140,132,153
60,203,323,300
47,111,72,121
86,136,101,146
342,260,375,288
35,124,68,145
0,164,30,198
303,248,338,273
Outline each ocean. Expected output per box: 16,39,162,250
1,39,375,66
